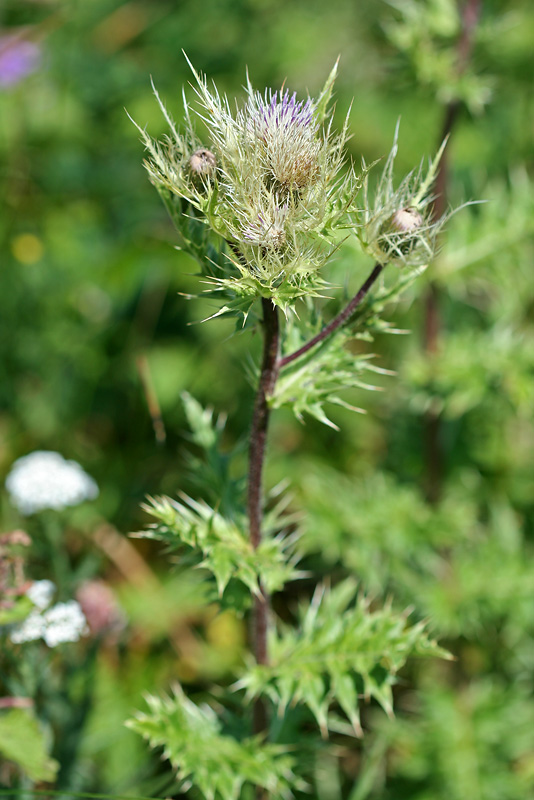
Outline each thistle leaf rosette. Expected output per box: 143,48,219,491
236,580,450,737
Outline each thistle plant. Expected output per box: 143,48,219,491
128,61,452,799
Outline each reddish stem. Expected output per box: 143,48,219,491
248,297,280,737
279,263,383,369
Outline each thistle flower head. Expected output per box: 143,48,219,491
133,61,454,317
130,60,355,313
242,200,290,251
378,205,426,258
253,89,316,136
245,89,320,190
359,126,449,268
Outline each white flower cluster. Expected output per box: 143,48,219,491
10,580,89,647
26,578,56,609
5,451,99,515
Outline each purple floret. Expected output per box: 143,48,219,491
258,89,316,133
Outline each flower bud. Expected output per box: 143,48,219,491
243,204,289,252
388,207,424,234
379,206,425,259
188,148,216,177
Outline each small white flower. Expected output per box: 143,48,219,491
9,597,89,648
42,601,89,647
5,451,99,515
26,579,56,610
10,611,46,644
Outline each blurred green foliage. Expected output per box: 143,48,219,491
1,0,534,797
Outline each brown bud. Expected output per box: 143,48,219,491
389,207,424,234
189,148,217,177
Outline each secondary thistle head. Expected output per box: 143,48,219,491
189,148,216,177
242,202,289,251
378,206,426,257
359,128,449,268
132,60,364,312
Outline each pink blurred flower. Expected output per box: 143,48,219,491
76,580,126,636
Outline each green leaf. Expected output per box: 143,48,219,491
179,392,245,518
182,391,224,450
272,257,431,428
127,687,306,800
0,595,34,625
383,0,493,114
274,328,385,429
0,709,59,782
237,580,450,736
136,494,303,601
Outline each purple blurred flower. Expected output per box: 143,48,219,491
76,580,126,637
0,33,41,88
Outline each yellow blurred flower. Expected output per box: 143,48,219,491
11,233,43,264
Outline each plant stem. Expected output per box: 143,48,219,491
279,262,383,369
248,296,280,738
247,263,382,756
423,0,482,503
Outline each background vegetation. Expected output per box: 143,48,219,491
1,0,534,797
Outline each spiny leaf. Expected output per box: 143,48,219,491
315,58,339,124
182,391,226,450
127,687,306,800
236,580,450,736
273,330,380,429
272,258,429,428
180,393,244,519
135,494,303,601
